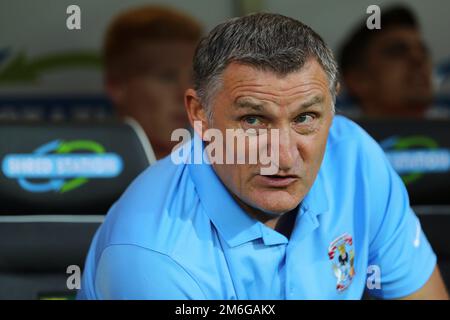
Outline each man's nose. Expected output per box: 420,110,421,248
276,127,299,172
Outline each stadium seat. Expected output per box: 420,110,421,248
0,118,155,299
357,118,450,290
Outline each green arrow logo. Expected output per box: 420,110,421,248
0,49,101,84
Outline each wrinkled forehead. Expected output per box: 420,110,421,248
219,60,333,105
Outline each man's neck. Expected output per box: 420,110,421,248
233,195,299,239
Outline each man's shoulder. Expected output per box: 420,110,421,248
327,115,385,161
95,154,204,255
328,115,373,146
112,155,185,217
117,155,184,206
322,115,400,221
321,115,394,205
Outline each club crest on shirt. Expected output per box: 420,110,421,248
328,233,355,292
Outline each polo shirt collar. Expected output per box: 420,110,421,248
289,168,330,244
188,134,263,248
187,134,330,248
300,168,329,217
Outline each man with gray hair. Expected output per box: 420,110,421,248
78,13,448,299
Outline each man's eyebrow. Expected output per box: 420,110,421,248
300,95,325,109
233,99,266,112
234,95,325,112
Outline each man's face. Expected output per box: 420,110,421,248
358,27,433,117
112,41,197,158
206,60,334,215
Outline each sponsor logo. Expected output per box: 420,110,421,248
380,135,450,184
2,139,123,193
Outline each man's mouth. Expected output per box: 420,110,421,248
255,174,299,188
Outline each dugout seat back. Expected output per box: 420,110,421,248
357,118,450,289
0,118,155,299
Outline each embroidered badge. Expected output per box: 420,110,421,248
328,233,355,292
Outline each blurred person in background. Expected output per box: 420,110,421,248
103,5,202,159
338,5,433,118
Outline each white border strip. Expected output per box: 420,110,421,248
124,117,157,164
0,215,105,223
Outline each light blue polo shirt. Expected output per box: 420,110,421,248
77,115,436,300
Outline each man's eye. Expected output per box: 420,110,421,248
245,116,259,125
295,114,315,124
242,116,264,127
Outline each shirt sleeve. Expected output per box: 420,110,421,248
93,244,207,299
364,136,437,299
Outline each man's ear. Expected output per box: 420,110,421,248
335,81,341,96
184,88,210,138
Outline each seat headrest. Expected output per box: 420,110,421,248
0,118,155,215
356,118,450,206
